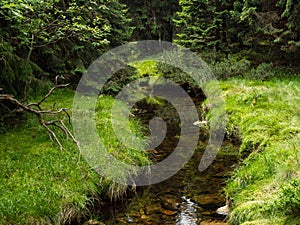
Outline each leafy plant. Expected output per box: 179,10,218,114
210,56,252,79
0,0,132,99
274,179,300,214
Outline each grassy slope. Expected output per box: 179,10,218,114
0,88,149,224
219,76,300,224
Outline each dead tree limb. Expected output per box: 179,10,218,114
0,76,79,151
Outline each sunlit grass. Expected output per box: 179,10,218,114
0,88,150,224
220,74,300,225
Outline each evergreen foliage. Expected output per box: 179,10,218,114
0,1,300,224
121,0,179,41
0,0,131,99
174,0,300,64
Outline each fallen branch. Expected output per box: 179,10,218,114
0,76,79,150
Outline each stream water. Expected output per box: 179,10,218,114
94,90,239,225
107,141,238,225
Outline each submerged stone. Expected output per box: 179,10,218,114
162,209,177,216
193,194,224,206
145,204,161,215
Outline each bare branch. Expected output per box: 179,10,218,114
28,76,69,108
0,79,78,150
60,120,80,149
42,122,63,151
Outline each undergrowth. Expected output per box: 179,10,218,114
0,88,150,224
219,74,300,225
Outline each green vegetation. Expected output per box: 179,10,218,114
1,0,300,98
174,0,300,65
130,60,159,77
0,0,131,99
218,74,300,224
3,0,299,101
120,0,178,41
132,59,300,224
1,0,300,224
0,88,149,224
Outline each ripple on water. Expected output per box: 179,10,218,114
176,196,199,225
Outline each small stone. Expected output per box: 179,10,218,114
126,216,135,223
160,195,179,210
193,194,224,206
216,205,229,216
83,220,105,225
201,211,216,216
162,209,177,216
201,219,228,225
146,149,158,154
145,204,161,215
141,214,150,219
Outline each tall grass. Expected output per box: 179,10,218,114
217,72,300,224
0,88,150,224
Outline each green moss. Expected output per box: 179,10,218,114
130,60,160,77
221,75,300,224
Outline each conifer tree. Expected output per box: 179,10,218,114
121,0,179,41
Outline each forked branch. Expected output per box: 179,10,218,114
0,76,79,150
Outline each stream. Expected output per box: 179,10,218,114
95,89,239,225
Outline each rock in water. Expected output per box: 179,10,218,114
216,204,229,216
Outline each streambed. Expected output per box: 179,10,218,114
109,141,238,225
96,91,239,225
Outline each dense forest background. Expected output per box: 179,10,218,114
1,0,299,100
